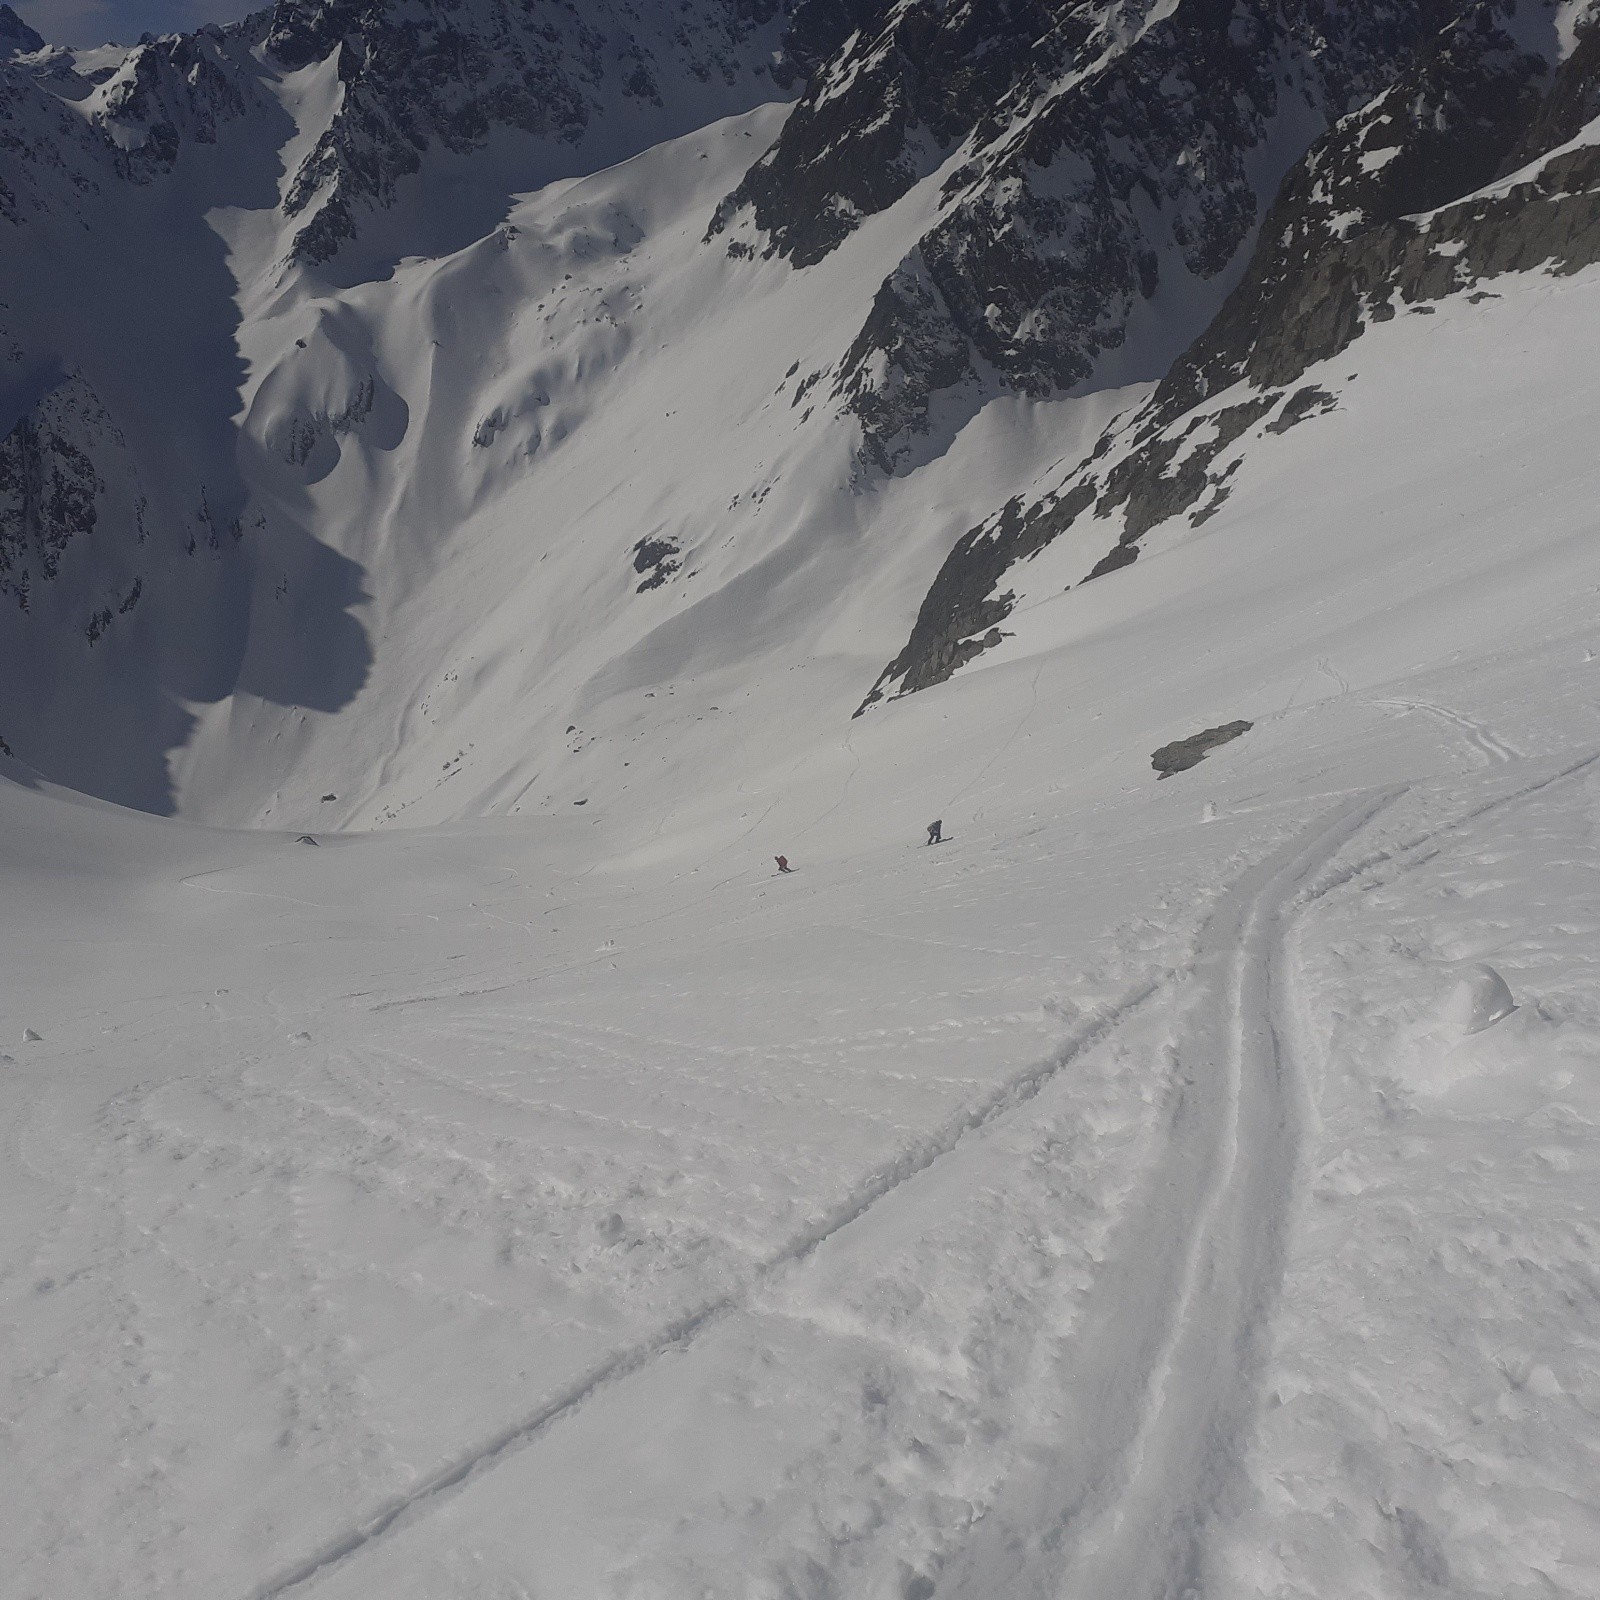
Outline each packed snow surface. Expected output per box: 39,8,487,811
5,120,1600,1600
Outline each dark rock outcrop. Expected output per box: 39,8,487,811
725,0,1470,468
1152,720,1252,776
856,480,1095,714
861,2,1600,707
632,536,681,592
0,5,44,59
712,0,1060,269
0,0,813,257
269,0,796,265
1151,0,1559,418
0,381,104,611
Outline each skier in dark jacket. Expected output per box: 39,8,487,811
775,855,792,873
926,820,942,845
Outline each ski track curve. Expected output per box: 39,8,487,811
243,977,1168,1600
935,787,1400,1600
237,761,1600,1600
1376,696,1521,764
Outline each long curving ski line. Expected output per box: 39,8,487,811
245,975,1167,1600
936,787,1401,1600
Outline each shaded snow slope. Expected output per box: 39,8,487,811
0,0,803,814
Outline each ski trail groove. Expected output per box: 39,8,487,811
1305,750,1600,901
939,788,1399,1600
1376,696,1520,764
245,977,1167,1600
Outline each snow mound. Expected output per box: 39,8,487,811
1440,961,1518,1036
1392,964,1544,1099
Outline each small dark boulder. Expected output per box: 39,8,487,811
296,834,320,845
1151,720,1253,778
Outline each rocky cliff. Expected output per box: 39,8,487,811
859,0,1600,712
1,0,1597,813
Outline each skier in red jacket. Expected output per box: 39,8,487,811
775,855,792,873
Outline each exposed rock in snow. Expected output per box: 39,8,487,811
265,0,799,267
1151,720,1253,778
726,0,1491,468
863,0,1600,704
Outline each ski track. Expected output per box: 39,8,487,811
105,761,1600,1600
1376,696,1521,765
1305,750,1600,903
244,977,1168,1600
936,787,1400,1600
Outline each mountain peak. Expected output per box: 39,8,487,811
0,3,44,58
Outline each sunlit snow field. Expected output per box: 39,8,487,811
4,225,1600,1600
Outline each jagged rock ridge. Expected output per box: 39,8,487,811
718,0,1484,469
1,0,1598,814
859,0,1600,712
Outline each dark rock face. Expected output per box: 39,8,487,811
903,2,1398,398
833,252,978,472
0,26,265,228
1265,386,1337,435
0,0,809,256
861,2,1600,707
269,0,795,265
712,0,1059,268
100,31,252,179
272,0,591,263
0,5,43,59
0,388,103,611
1152,720,1252,776
776,0,884,82
1153,0,1559,418
723,0,1465,468
632,536,681,592
1506,16,1600,167
0,371,193,686
855,480,1095,715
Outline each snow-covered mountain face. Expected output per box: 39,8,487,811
9,7,1600,1597
860,0,1600,707
0,0,1597,822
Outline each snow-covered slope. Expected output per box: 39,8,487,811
4,2,1600,1595
0,0,803,813
3,0,1591,826
4,248,1600,1595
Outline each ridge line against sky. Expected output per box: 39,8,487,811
14,0,254,47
